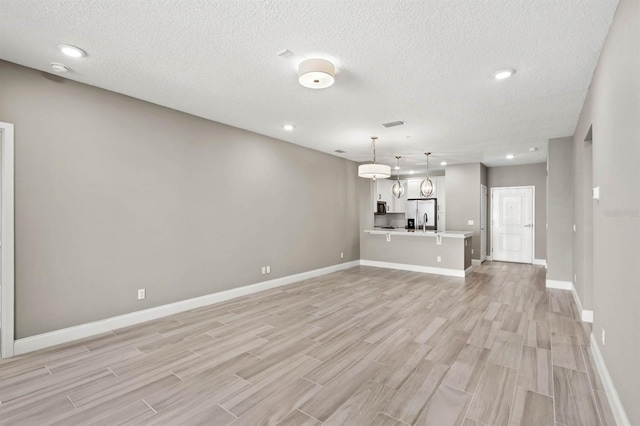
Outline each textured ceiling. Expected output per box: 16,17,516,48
0,0,618,171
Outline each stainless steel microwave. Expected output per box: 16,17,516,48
376,201,387,215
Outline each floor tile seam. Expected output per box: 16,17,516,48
141,398,157,414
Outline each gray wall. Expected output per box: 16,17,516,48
571,0,640,422
486,163,547,260
445,163,482,260
546,137,574,282
0,60,360,339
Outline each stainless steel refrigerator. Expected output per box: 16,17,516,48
406,198,438,231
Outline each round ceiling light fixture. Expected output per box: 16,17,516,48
506,154,515,159
358,137,391,180
298,58,335,89
440,161,447,166
57,44,87,58
50,63,69,73
494,69,515,80
283,124,294,131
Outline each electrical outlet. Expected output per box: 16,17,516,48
574,273,577,283
137,288,146,300
437,256,442,263
602,328,606,345
593,186,600,200
261,266,266,275
266,265,271,274
573,224,577,232
341,252,344,259
471,249,474,255
467,220,474,226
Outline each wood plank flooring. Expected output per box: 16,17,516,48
0,262,615,425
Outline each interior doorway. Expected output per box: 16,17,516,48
491,186,535,264
0,122,15,358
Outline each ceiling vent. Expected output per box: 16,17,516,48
382,120,406,128
334,149,346,154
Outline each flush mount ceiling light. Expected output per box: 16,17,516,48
440,161,447,166
420,152,434,197
506,154,515,159
494,69,515,80
283,124,294,131
391,156,405,199
358,137,391,180
50,63,69,73
57,44,87,58
298,58,335,89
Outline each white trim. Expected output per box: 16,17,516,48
545,280,573,290
360,259,467,278
581,310,594,323
13,260,359,356
486,256,493,261
472,259,482,266
569,283,594,323
533,258,547,266
590,333,631,426
464,266,473,276
0,122,15,359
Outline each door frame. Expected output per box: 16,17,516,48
0,122,15,358
490,185,535,264
480,184,487,262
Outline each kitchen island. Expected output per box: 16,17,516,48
362,228,473,277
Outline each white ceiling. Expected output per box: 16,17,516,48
0,0,618,172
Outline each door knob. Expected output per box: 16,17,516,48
524,224,533,227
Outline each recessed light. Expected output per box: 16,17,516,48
529,147,538,152
283,124,294,131
506,154,515,159
494,69,515,80
409,170,415,174
50,63,69,73
57,44,87,58
440,161,447,166
394,166,400,170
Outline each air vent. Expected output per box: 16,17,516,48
334,150,346,154
382,120,406,128
277,49,293,57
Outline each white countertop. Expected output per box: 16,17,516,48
365,229,473,239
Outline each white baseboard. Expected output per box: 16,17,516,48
545,280,573,290
570,284,594,323
13,260,360,356
464,266,473,276
590,333,631,426
533,258,547,267
360,259,467,278
581,310,594,323
486,256,493,261
546,280,594,323
471,259,482,266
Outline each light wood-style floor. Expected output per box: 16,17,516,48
0,262,615,425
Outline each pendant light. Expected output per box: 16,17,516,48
419,152,434,197
391,156,405,198
358,137,391,180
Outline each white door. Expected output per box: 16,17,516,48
491,187,534,263
481,185,487,261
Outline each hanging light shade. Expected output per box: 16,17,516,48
358,137,391,180
420,152,434,197
391,156,405,198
